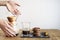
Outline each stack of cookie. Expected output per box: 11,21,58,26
32,27,40,37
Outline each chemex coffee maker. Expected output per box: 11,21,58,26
21,22,31,37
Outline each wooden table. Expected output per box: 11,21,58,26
0,29,60,40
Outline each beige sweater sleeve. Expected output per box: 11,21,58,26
0,0,10,1
0,0,10,6
0,0,15,1
0,0,13,1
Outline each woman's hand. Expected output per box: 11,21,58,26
6,1,21,16
0,19,16,37
0,1,20,37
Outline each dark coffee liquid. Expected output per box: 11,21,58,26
22,31,30,35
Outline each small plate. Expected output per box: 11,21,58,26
20,33,50,38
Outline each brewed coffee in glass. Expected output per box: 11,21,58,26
21,22,30,35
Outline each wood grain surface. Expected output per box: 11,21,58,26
0,29,60,40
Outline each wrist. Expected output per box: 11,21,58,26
5,1,10,6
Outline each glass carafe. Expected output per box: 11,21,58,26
21,22,31,35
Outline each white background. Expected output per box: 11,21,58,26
0,0,60,29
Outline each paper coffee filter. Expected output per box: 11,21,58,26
7,15,19,21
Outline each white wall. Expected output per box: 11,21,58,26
0,0,60,29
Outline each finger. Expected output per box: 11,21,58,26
4,24,16,37
4,30,10,37
13,9,21,15
1,27,13,37
15,3,20,6
5,27,16,36
4,28,16,37
16,9,21,15
0,20,16,37
14,2,20,6
2,21,16,37
4,21,16,33
2,29,10,37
